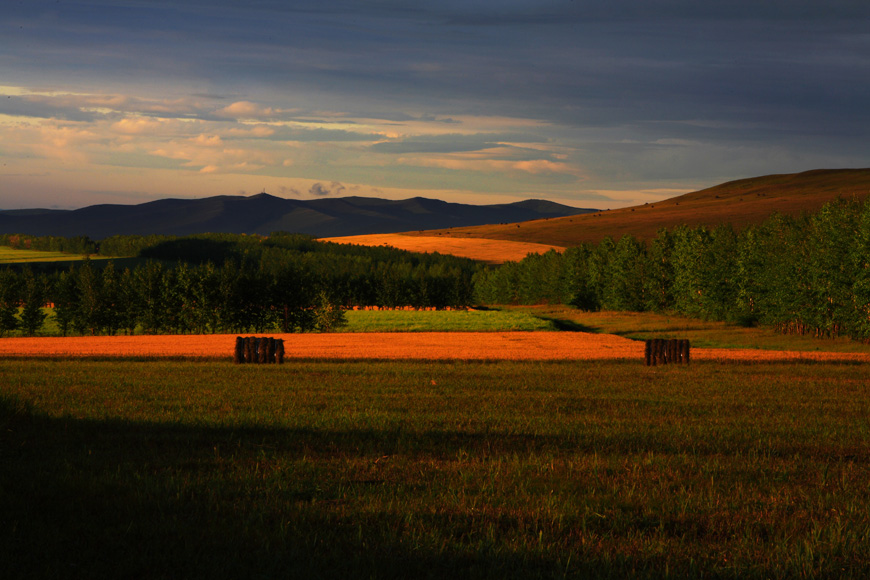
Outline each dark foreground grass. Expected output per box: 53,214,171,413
2,359,869,579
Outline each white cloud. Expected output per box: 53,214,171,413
110,116,174,135
397,151,583,178
215,101,294,120
149,138,278,174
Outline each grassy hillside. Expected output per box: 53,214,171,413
407,168,870,246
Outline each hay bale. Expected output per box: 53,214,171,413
645,338,691,366
233,336,245,364
267,337,276,363
245,336,257,363
275,339,285,364
680,339,690,364
257,337,268,364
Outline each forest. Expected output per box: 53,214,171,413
474,197,870,342
0,232,477,336
1,197,869,341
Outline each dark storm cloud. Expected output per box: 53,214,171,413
3,0,869,202
7,1,869,136
0,96,101,122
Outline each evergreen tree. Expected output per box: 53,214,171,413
0,268,20,337
75,259,103,335
137,261,167,334
18,266,47,336
52,268,79,337
117,267,141,335
100,261,122,335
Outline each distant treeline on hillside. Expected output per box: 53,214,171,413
474,197,870,342
3,198,870,341
0,233,478,336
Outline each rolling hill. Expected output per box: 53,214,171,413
0,194,592,239
404,169,870,247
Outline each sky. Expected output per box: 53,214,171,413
2,0,869,211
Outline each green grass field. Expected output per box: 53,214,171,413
0,246,109,264
341,308,558,332
2,359,869,578
523,305,870,353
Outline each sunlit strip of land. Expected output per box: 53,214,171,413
320,234,564,263
2,332,870,363
0,246,110,264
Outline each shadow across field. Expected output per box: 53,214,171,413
4,352,870,580
0,397,707,580
531,315,596,333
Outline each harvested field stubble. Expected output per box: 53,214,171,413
1,332,870,362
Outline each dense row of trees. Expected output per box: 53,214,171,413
474,197,870,342
0,233,478,336
0,233,98,255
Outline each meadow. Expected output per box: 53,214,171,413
0,245,107,264
341,308,558,333
519,306,870,354
2,358,869,579
12,306,557,338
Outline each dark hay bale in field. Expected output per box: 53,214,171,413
262,336,275,364
646,339,663,366
668,339,678,364
680,339,690,364
245,337,257,363
257,338,268,364
275,339,285,364
654,338,665,365
645,338,691,365
233,336,245,364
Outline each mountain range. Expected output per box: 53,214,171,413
0,194,593,239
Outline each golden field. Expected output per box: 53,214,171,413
2,332,869,363
320,233,565,263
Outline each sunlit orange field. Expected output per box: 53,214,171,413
320,233,564,263
2,332,869,363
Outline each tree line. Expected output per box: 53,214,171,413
0,233,478,336
5,199,870,341
474,197,870,342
